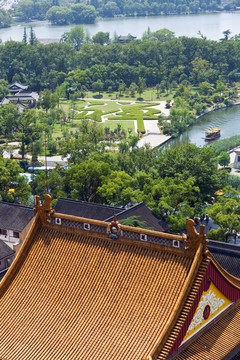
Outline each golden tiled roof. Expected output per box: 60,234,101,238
173,301,240,360
0,196,239,360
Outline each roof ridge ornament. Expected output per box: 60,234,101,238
107,215,122,240
34,194,55,223
185,219,208,253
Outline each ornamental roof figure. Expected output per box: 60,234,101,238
0,195,240,360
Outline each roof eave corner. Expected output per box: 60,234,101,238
34,194,55,224
148,220,208,360
185,218,209,257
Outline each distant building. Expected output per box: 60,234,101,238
233,147,240,169
1,82,39,110
0,240,15,280
118,34,137,43
208,240,240,278
38,38,61,45
0,202,35,252
8,82,28,94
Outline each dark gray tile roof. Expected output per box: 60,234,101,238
106,202,171,232
54,198,123,221
208,240,240,278
0,202,34,232
0,240,15,260
54,198,170,233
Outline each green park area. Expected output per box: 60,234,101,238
59,98,164,135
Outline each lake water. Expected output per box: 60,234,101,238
1,12,240,42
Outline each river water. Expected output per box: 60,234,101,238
167,105,240,148
1,12,240,42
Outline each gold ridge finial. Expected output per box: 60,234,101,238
34,194,54,223
185,219,208,252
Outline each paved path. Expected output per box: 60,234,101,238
137,134,171,148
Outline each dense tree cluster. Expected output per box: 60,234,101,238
1,32,240,93
0,9,11,28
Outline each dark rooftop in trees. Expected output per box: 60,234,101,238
106,202,171,232
207,240,240,278
0,240,15,260
54,198,170,233
8,82,28,93
0,202,34,232
54,198,123,221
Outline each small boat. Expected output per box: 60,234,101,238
204,128,221,141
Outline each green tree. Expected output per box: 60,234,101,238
218,151,230,168
97,170,142,206
92,32,110,45
71,3,97,24
100,1,120,16
137,77,145,98
15,0,34,21
22,27,27,43
0,104,18,138
16,109,40,161
60,120,104,164
145,175,199,231
92,79,103,94
156,144,224,202
63,160,111,201
208,189,240,242
0,157,31,204
153,28,175,42
38,89,57,112
0,9,11,28
0,79,9,101
199,81,212,96
29,27,37,46
129,82,137,97
220,29,231,42
62,26,85,51
120,216,151,229
46,6,72,25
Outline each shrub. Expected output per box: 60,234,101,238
137,118,145,133
207,227,226,242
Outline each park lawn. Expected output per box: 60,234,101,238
107,104,160,121
52,122,78,140
87,89,174,102
103,120,135,133
87,101,121,112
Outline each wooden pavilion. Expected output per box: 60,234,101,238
0,195,239,360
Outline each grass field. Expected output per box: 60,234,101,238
102,120,135,132
86,88,174,101
57,95,169,136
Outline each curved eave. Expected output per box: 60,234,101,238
163,250,240,360
147,243,207,360
208,251,240,290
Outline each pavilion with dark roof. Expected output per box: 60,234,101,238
0,195,240,360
